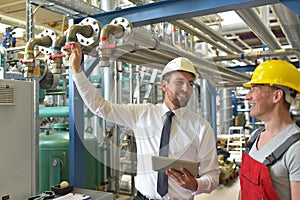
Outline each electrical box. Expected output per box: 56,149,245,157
0,79,34,199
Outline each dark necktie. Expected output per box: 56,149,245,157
157,111,175,197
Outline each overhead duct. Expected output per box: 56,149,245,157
271,3,300,49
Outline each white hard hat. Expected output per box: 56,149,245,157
161,57,198,79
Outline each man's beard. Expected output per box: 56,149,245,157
167,91,189,108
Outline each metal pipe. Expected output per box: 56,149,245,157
97,18,251,86
50,34,66,74
26,0,34,41
236,8,282,50
171,20,232,54
113,25,250,82
39,106,89,117
53,34,66,47
67,24,94,42
26,36,52,51
99,23,125,66
116,42,249,85
271,4,300,49
157,40,251,82
211,49,300,62
172,19,253,65
111,60,120,197
115,49,165,69
185,18,244,53
23,36,52,78
65,17,101,56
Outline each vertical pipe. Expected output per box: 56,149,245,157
171,25,176,46
200,79,212,124
219,88,234,134
112,61,120,197
100,0,117,11
32,77,39,194
184,31,189,50
128,63,135,196
99,1,118,195
135,65,141,104
26,0,34,41
129,64,133,104
200,80,217,140
190,35,195,52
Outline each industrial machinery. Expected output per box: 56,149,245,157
0,79,34,199
2,0,300,198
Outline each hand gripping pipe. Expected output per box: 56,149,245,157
65,17,101,57
98,17,171,67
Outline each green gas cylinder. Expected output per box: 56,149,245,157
39,123,104,192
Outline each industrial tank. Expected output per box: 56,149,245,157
39,123,104,192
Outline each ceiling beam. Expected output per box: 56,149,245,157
281,0,300,16
85,0,280,26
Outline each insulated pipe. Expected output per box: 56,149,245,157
171,20,232,54
211,49,300,63
185,18,244,53
157,40,251,82
271,4,300,49
116,43,248,84
115,49,165,69
98,18,251,86
236,8,282,50
111,40,173,64
171,20,253,65
98,18,160,66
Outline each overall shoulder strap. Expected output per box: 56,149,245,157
263,132,300,166
244,127,264,153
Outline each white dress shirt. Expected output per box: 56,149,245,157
73,71,220,200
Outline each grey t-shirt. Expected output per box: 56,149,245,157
249,123,300,200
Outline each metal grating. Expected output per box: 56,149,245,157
0,84,15,105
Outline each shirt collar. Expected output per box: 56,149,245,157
161,103,188,118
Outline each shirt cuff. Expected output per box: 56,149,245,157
73,70,87,85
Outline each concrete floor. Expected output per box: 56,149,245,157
116,178,240,200
194,178,240,200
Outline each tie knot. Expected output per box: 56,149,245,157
166,111,175,119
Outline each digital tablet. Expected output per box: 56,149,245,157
151,156,200,177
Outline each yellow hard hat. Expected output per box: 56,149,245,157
161,57,198,79
243,60,300,92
